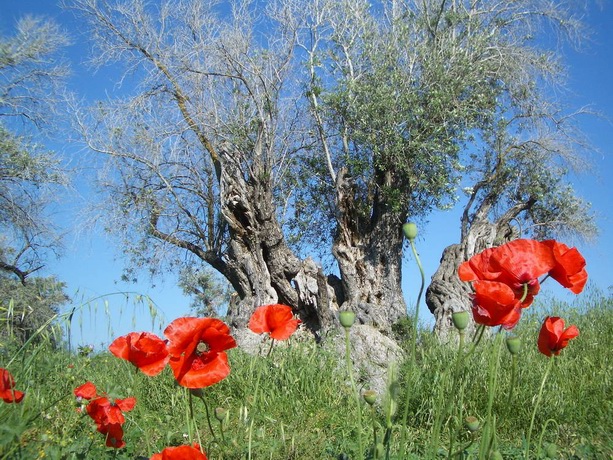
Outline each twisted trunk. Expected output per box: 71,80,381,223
426,190,534,340
333,168,407,332
219,146,339,334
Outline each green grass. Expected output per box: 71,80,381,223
1,289,611,459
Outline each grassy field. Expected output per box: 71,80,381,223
0,288,611,459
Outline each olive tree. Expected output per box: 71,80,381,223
0,16,71,346
426,102,597,338
0,16,70,282
66,0,593,336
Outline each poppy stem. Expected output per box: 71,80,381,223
266,338,275,358
409,238,425,362
192,394,205,448
344,326,364,460
369,404,379,459
525,355,555,459
193,391,218,443
478,332,504,459
508,354,517,407
446,330,468,460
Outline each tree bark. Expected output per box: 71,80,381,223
332,168,407,332
218,145,339,334
426,191,534,340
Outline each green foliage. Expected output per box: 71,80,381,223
0,275,69,349
178,266,232,317
0,15,70,283
1,291,611,459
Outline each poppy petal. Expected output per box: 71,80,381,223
491,239,555,286
542,240,588,294
74,381,98,400
169,352,231,388
471,281,522,329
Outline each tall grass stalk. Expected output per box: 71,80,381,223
408,237,425,363
478,331,504,459
343,323,364,459
524,355,555,459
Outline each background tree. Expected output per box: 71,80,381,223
426,102,597,338
0,16,70,282
178,266,233,317
68,0,339,334
0,16,71,346
293,0,593,331
67,0,593,337
0,274,69,348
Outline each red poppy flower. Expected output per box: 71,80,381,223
74,381,98,401
73,382,136,449
249,304,302,340
542,240,588,294
459,239,555,307
150,443,208,460
537,316,579,357
109,332,169,376
164,317,237,389
470,281,522,329
86,396,136,428
99,422,126,449
0,368,24,403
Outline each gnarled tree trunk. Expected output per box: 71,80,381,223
333,169,407,332
219,146,339,334
426,189,533,340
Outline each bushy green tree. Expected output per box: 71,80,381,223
0,274,69,348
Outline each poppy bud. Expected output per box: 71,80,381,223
375,443,385,458
544,442,558,458
465,416,480,432
362,390,377,406
452,311,470,331
402,222,418,241
339,311,356,329
489,451,503,460
506,336,521,355
214,407,228,423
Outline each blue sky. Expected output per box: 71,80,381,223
2,1,611,348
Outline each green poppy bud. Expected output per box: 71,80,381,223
214,407,228,422
339,311,356,328
452,311,470,331
506,336,521,355
489,450,503,460
362,390,377,406
402,222,418,241
465,416,480,432
544,442,558,458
